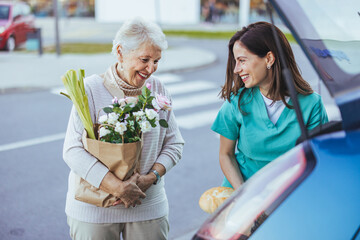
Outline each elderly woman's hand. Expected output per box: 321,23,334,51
112,174,153,207
117,173,146,208
136,174,156,193
137,163,167,192
100,172,146,208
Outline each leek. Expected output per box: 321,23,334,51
60,69,96,139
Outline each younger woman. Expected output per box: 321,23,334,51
211,22,328,189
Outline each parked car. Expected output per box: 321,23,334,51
0,1,35,51
193,0,360,239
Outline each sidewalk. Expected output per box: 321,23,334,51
0,46,216,93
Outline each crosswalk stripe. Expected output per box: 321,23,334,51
155,73,182,84
51,73,183,96
172,90,222,110
0,133,65,152
166,81,217,95
177,109,219,129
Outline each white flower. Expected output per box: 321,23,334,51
99,127,111,138
98,114,108,123
118,98,126,106
115,122,127,135
107,112,119,125
133,110,145,121
125,97,138,107
140,120,152,133
145,108,158,120
133,110,145,117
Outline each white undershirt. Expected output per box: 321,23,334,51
261,92,290,125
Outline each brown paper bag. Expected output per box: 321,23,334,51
74,124,142,207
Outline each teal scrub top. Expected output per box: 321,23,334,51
211,87,328,188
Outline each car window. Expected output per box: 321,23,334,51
296,0,360,75
0,5,10,20
271,0,360,97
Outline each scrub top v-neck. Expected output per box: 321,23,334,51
211,87,328,188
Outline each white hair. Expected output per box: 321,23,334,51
111,17,168,57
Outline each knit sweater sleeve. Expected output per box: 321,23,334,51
153,78,185,173
62,77,109,188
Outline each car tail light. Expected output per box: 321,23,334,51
194,144,308,240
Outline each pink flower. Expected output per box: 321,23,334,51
153,93,172,111
146,82,151,90
112,97,118,104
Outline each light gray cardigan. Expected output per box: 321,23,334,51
63,71,184,223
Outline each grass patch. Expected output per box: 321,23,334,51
163,30,295,43
44,43,113,54
163,30,237,39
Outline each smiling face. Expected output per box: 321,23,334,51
117,41,162,88
233,40,274,96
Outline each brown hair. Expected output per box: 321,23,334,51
221,21,312,111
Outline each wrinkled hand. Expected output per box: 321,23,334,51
137,174,156,193
113,173,146,208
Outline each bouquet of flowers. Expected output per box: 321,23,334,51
62,73,172,207
97,82,171,144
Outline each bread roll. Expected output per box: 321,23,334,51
199,187,234,213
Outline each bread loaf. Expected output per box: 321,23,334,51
199,187,234,213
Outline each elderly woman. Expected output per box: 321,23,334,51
63,18,184,240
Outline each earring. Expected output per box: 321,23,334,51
267,65,271,69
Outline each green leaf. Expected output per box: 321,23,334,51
138,95,146,102
149,120,157,128
123,106,132,113
103,107,113,113
159,119,169,128
113,107,122,114
142,86,147,96
145,87,151,97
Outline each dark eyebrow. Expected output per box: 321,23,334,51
236,56,247,60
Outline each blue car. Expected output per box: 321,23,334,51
193,0,360,239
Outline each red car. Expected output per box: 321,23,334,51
0,1,35,51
